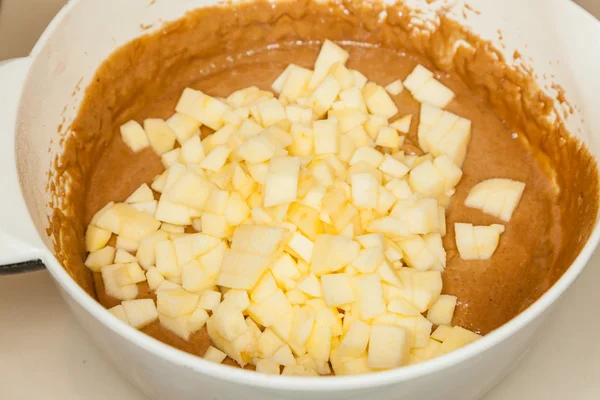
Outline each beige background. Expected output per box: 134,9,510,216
1,0,599,399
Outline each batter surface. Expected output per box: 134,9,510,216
49,0,598,363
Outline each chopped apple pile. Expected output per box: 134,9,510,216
84,40,530,376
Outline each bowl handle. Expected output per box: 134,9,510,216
0,58,45,274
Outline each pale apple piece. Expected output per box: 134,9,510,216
131,200,158,215
234,119,263,140
236,136,276,165
327,62,354,90
143,118,177,156
115,262,146,287
409,270,443,312
409,160,446,198
263,156,301,208
242,163,266,187
284,231,312,264
474,224,505,259
223,192,250,227
312,119,340,155
189,94,230,131
159,148,179,168
120,120,149,152
112,249,134,264
367,216,411,239
124,184,153,204
318,274,354,307
384,79,404,95
309,40,349,90
217,249,272,290
194,291,220,312
354,273,386,320
198,145,231,172
200,212,231,239
179,260,209,293
311,234,360,276
267,344,295,367
328,108,367,134
164,171,213,211
231,225,286,256
175,87,203,114
166,112,201,145
454,222,478,260
346,127,374,152
151,171,168,194
349,146,384,168
378,154,410,179
351,247,384,274
156,280,183,293
157,288,200,318
432,154,463,192
377,260,404,288
464,178,526,221
101,264,139,300
437,326,481,356
403,64,433,91
338,319,370,358
293,273,321,298
418,104,471,166
431,325,452,342
376,126,404,149
84,246,116,272
85,225,112,253
398,236,438,271
272,64,297,94
154,239,180,279
202,345,227,364
339,87,367,111
108,305,130,325
247,289,293,328
290,306,316,347
230,164,255,199
136,230,169,269
251,207,274,226
411,338,442,361
363,82,398,118
94,202,135,234
114,236,138,253
392,198,439,235
421,233,444,270
120,210,161,242
367,324,411,368
202,124,235,153
258,328,285,358
304,306,332,363
425,294,457,326
278,64,312,101
413,78,455,109
177,135,204,165
256,359,281,375
389,114,412,134
376,185,397,215
298,185,326,213
307,75,341,118
387,296,421,316
385,178,413,200
120,298,158,329
144,266,164,291
226,86,265,107
360,115,386,141
350,171,379,209
286,289,308,305
270,253,300,285
285,106,312,127
255,98,285,128
384,241,404,264
159,312,191,340
211,303,249,342
354,233,384,249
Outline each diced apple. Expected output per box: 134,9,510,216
320,274,355,307
437,326,481,356
409,160,446,198
144,118,176,155
85,246,116,272
464,178,526,222
101,264,139,300
120,120,149,152
427,294,457,326
85,225,112,253
263,156,300,207
354,274,386,320
311,234,360,276
199,145,231,172
121,298,158,329
390,115,412,134
167,112,201,144
247,289,293,327
363,82,398,118
108,305,130,325
307,76,341,118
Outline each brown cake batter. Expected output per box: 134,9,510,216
48,0,599,363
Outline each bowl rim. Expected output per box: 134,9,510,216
33,0,600,392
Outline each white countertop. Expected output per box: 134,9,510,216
1,0,600,399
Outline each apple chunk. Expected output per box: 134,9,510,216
263,156,301,207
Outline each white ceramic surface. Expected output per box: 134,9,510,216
1,0,600,399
